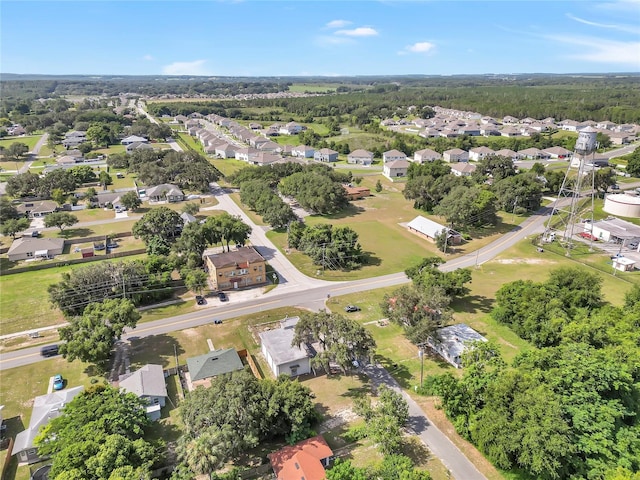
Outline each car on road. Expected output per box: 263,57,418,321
31,230,39,237
195,295,206,305
213,319,223,324
40,345,59,357
611,184,620,190
344,305,361,313
53,374,64,391
218,291,228,302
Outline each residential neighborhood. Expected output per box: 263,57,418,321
1,69,640,480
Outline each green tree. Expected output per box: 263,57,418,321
5,142,29,161
6,171,41,197
0,197,20,223
99,170,113,190
626,146,640,177
593,167,617,194
86,123,113,147
0,217,30,239
58,299,141,364
375,179,383,192
292,311,376,373
203,213,251,252
35,385,156,480
184,268,208,294
120,191,142,211
182,202,199,215
133,206,182,246
326,459,369,480
44,212,78,232
51,188,68,206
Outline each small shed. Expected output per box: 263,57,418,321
80,247,94,258
427,324,487,368
613,256,636,272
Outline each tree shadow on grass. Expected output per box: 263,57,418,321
361,251,381,267
128,334,185,369
451,294,493,315
59,228,93,239
375,355,413,389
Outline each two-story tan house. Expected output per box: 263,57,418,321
205,246,267,291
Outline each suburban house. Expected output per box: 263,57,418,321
120,135,149,145
94,191,126,208
450,163,477,177
125,142,153,154
215,143,236,158
609,132,634,145
268,435,333,480
543,146,573,159
383,149,407,163
292,145,315,158
427,323,487,368
407,215,462,245
259,317,311,377
494,149,520,161
347,149,374,166
205,246,267,291
500,126,521,137
13,387,84,464
180,212,197,225
16,200,57,218
443,148,469,163
502,115,519,124
413,148,441,163
146,184,184,203
517,147,549,160
279,122,304,135
314,148,339,163
8,237,65,262
235,147,260,162
383,159,409,179
469,146,495,161
561,119,580,132
118,364,168,421
186,348,244,389
62,131,87,148
343,185,371,200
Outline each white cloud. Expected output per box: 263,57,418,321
315,35,354,46
142,54,154,61
566,13,640,34
335,27,379,37
326,19,351,29
547,35,640,67
162,60,212,75
398,41,435,55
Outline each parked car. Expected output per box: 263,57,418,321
218,291,228,302
106,241,118,249
94,243,106,251
31,230,39,237
344,305,361,313
213,319,223,324
611,184,620,190
578,232,598,241
53,374,64,391
195,295,206,305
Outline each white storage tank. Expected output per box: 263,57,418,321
575,126,598,154
603,193,640,218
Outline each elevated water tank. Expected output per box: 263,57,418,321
575,126,598,155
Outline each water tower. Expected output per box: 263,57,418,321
543,126,598,256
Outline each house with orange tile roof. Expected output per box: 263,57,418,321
268,435,333,480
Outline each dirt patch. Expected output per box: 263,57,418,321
180,328,200,338
318,408,359,433
495,258,554,265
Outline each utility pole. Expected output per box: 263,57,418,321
418,345,425,388
512,196,519,223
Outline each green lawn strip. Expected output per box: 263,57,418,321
288,84,337,93
175,132,203,153
228,192,267,226
0,135,42,151
40,219,139,239
93,144,126,156
209,158,247,178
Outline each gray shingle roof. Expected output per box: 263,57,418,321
119,364,168,399
259,317,309,365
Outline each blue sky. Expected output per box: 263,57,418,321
2,0,639,76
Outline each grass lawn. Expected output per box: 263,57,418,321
210,158,247,178
0,135,42,151
93,144,126,156
41,219,139,240
324,132,389,152
288,84,338,93
175,132,204,153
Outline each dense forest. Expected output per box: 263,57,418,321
3,74,640,123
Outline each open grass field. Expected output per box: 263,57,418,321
266,173,531,280
288,84,338,93
209,158,247,178
325,131,389,151
0,135,42,152
93,144,126,156
176,132,204,153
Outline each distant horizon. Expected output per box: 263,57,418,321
2,72,639,79
2,1,639,76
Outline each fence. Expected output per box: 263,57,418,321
1,437,13,480
1,248,147,275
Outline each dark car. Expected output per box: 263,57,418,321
344,305,361,313
195,295,206,305
40,344,59,357
213,319,223,324
611,184,620,190
218,291,228,302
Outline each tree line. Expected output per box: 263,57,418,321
425,268,640,480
